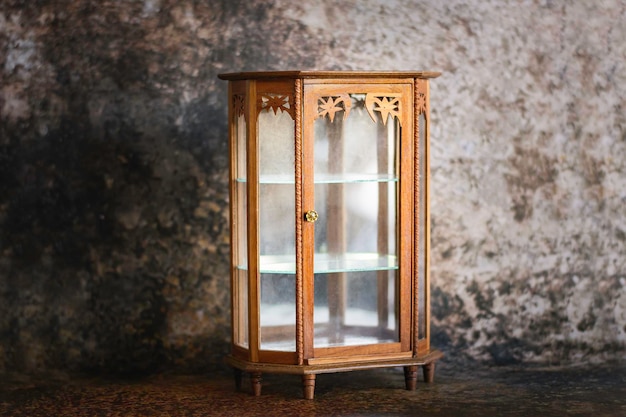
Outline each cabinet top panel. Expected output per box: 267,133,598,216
218,70,441,81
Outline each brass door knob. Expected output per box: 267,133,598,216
304,210,319,223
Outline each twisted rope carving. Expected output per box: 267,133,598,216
294,78,304,365
413,80,421,356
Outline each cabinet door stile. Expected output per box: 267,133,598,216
294,78,305,365
398,83,414,352
302,85,317,360
246,80,260,361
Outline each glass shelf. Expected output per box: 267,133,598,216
235,173,398,185
237,253,398,275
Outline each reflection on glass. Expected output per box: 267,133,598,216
313,271,398,348
235,270,249,348
260,184,295,261
314,182,396,256
236,114,246,180
260,273,296,351
236,183,247,268
236,113,248,269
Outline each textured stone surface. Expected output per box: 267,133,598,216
0,0,625,374
1,364,625,416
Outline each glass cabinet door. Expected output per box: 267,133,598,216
303,84,413,354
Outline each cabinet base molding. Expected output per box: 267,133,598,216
225,350,443,399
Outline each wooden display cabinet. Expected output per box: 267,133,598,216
218,71,442,399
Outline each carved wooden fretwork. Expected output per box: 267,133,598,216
258,94,295,119
365,94,402,126
415,91,427,116
316,94,351,122
233,94,245,118
315,93,402,126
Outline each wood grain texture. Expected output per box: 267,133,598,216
245,80,260,362
219,71,442,81
225,350,443,375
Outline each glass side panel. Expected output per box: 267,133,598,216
312,93,400,348
235,113,248,269
258,104,295,260
418,112,427,340
257,98,295,351
236,182,247,268
259,184,295,260
260,273,296,351
236,113,246,180
234,268,249,348
233,111,248,348
313,270,398,348
259,100,295,180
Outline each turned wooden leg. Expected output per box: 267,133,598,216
423,362,436,383
302,374,316,400
251,372,262,396
233,368,243,391
404,366,418,390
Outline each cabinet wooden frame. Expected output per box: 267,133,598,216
220,71,441,400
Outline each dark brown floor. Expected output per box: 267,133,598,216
1,362,624,416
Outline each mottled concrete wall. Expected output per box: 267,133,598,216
0,0,624,373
